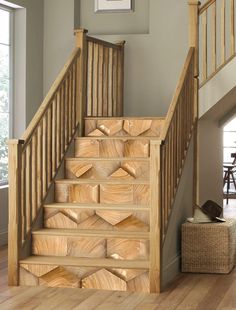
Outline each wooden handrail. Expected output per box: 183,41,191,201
87,36,125,50
157,48,196,239
161,48,195,140
21,48,81,145
199,0,216,14
8,47,83,286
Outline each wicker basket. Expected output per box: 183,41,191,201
182,219,236,274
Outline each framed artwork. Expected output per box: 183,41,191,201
95,0,133,13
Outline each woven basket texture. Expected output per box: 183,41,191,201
182,219,236,274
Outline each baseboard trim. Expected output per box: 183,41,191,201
162,253,181,289
0,229,8,247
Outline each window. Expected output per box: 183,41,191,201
0,6,12,185
223,118,236,164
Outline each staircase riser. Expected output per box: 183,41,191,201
75,139,150,158
85,118,164,137
32,235,149,260
65,160,149,180
55,183,150,205
19,264,150,292
44,207,150,231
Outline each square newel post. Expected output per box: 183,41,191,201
115,40,126,117
74,29,88,136
149,140,162,293
8,139,24,286
188,0,201,77
188,1,201,207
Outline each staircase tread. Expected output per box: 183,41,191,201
76,137,161,140
84,116,165,120
65,157,150,161
44,202,150,211
55,179,149,185
20,256,150,269
32,228,150,239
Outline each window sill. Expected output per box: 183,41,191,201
0,184,8,190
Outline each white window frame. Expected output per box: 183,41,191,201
223,118,236,164
0,4,13,186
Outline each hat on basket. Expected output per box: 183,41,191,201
201,200,226,222
187,200,226,224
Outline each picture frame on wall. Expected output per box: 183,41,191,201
95,0,133,13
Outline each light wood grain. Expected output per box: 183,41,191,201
84,34,125,118
188,0,200,76
8,140,24,285
3,247,236,308
65,159,149,180
85,118,164,137
75,138,150,158
149,140,161,293
212,2,217,72
202,10,207,80
231,0,235,56
74,29,88,134
221,0,226,65
199,0,236,85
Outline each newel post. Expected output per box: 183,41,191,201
188,1,200,207
8,139,24,286
115,41,126,117
149,140,162,293
74,29,88,136
188,0,200,77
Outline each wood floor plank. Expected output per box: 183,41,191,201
175,275,219,310
195,274,236,310
114,292,147,309
1,246,236,309
215,278,236,310
95,290,131,309
72,290,114,309
156,275,201,310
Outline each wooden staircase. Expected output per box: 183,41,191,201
8,9,198,294
19,118,164,292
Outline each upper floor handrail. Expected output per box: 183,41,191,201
197,0,236,86
87,35,125,50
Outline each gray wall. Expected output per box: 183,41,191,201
199,118,223,206
10,0,44,128
199,85,236,208
77,0,189,116
43,0,75,94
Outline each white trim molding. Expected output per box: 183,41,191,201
0,229,8,246
95,0,133,13
162,253,181,289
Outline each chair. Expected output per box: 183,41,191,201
223,153,236,204
231,153,236,165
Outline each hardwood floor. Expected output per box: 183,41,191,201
224,199,236,218
1,246,236,309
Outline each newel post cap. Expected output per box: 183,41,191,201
74,28,88,35
188,0,201,5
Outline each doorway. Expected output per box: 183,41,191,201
223,117,236,217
